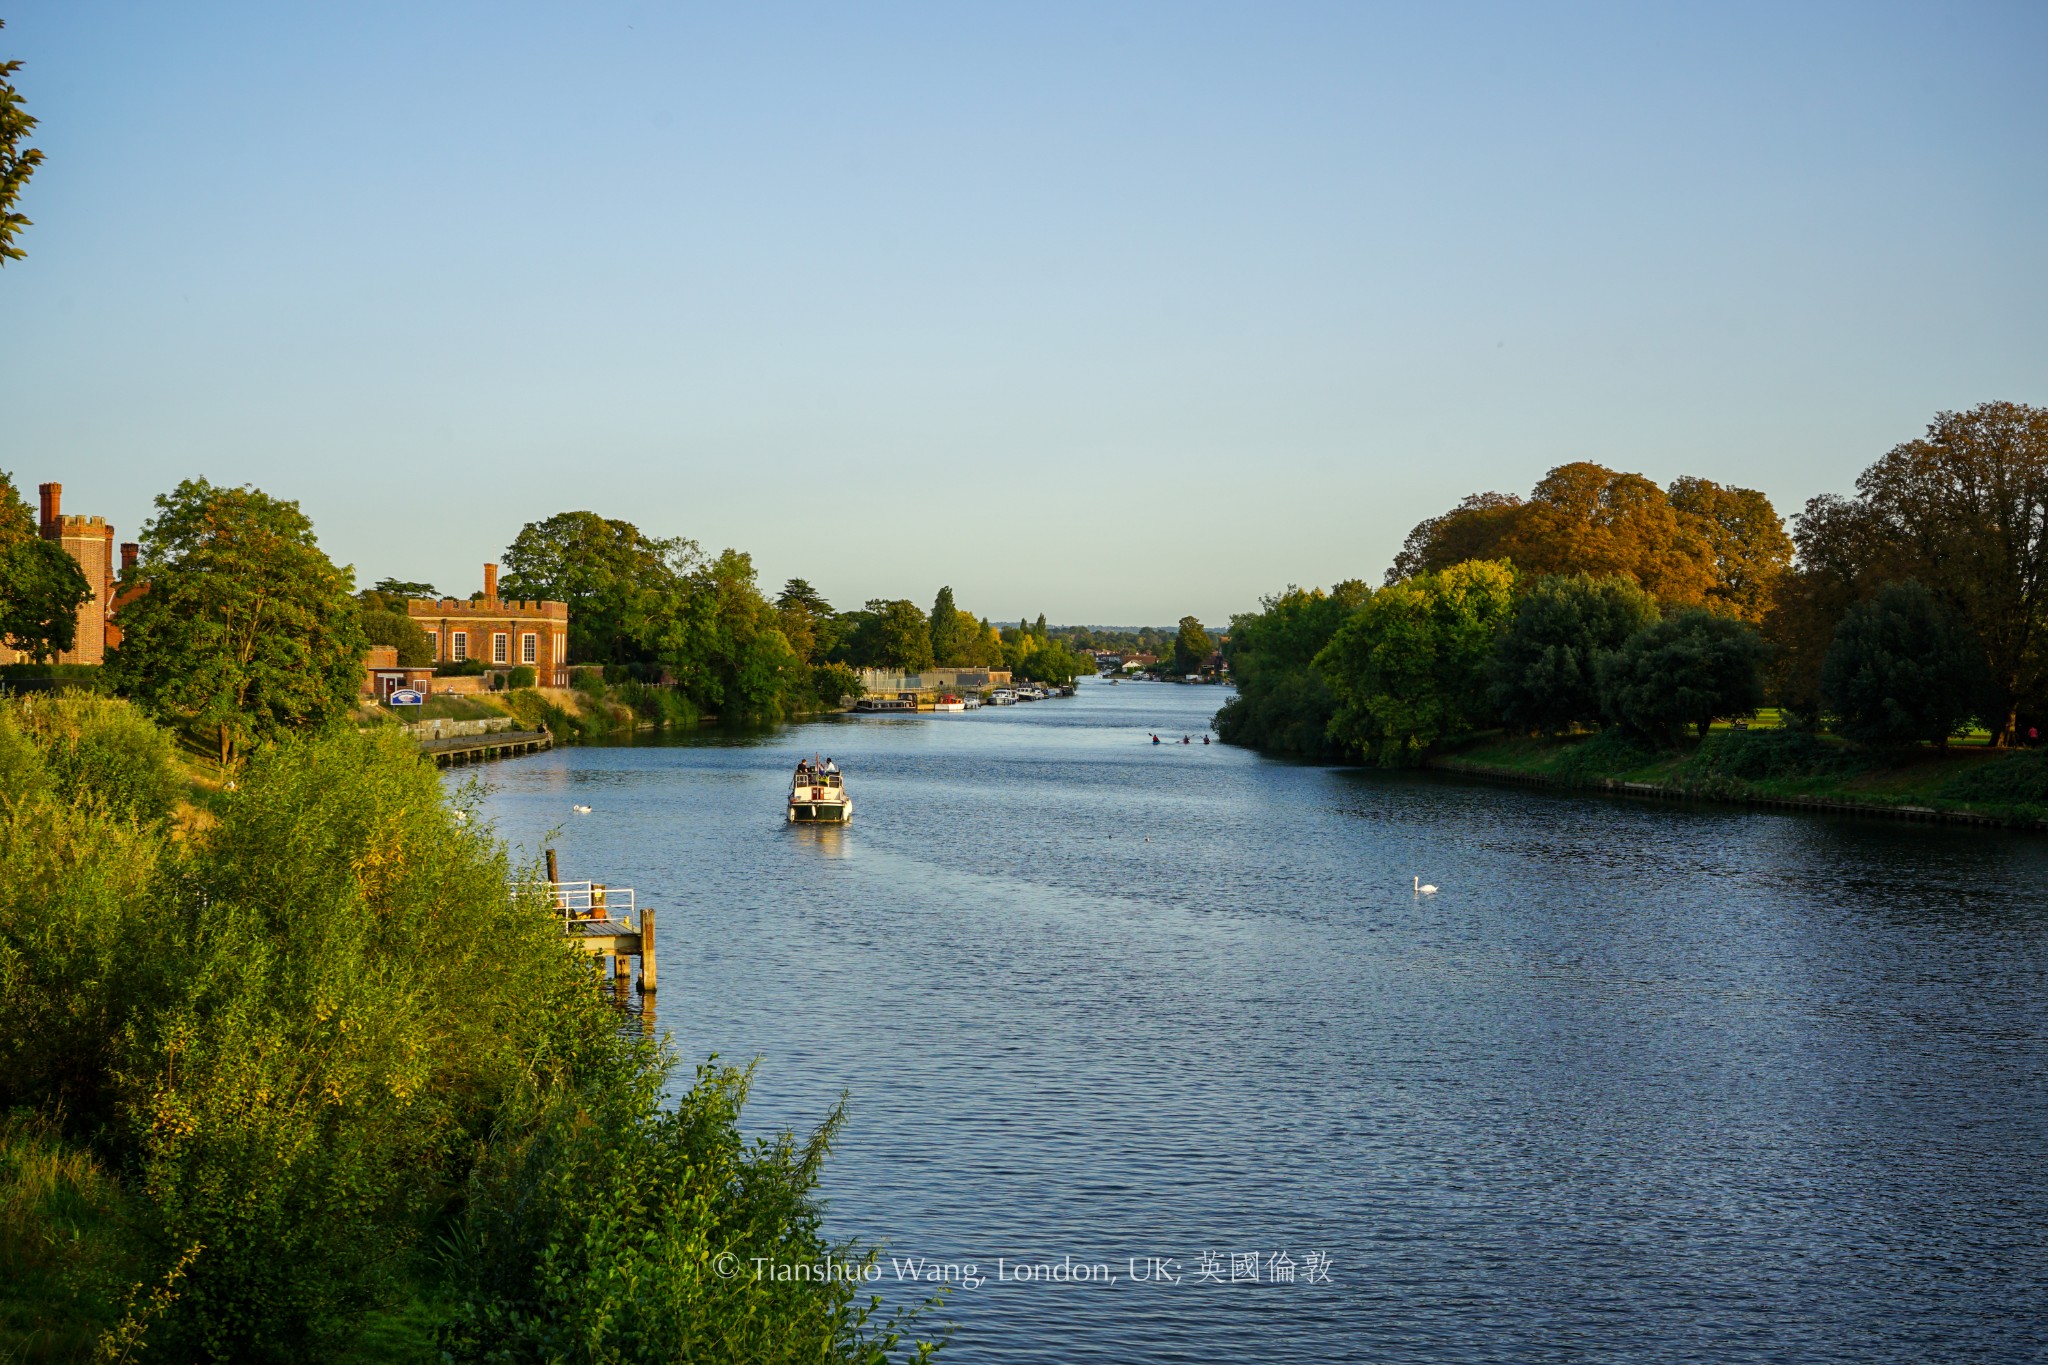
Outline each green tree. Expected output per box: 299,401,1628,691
1842,402,2048,744
1487,574,1660,734
809,661,863,707
645,549,803,721
356,600,434,667
865,599,934,672
1821,580,1986,747
1596,609,1769,744
928,586,967,664
774,578,833,663
1317,560,1517,763
1213,581,1369,757
1763,491,1898,724
0,20,43,266
1009,637,1088,686
110,480,366,765
1171,616,1214,675
499,512,700,664
369,577,439,599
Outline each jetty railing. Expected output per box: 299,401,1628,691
513,875,656,994
517,879,638,927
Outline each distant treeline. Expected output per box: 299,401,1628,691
0,473,1124,760
1219,401,2048,762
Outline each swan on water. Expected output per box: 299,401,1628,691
1413,876,1437,894
573,804,592,814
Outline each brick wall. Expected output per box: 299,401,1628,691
406,564,571,686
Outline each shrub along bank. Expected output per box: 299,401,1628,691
0,693,936,1363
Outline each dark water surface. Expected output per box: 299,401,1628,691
466,679,2048,1363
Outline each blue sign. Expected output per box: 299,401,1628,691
388,688,424,706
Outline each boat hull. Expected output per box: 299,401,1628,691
788,797,852,823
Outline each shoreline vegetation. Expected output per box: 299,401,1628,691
1426,727,2048,829
1216,402,2048,835
0,691,942,1363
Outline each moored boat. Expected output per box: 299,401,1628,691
851,696,916,714
788,756,851,823
931,694,966,712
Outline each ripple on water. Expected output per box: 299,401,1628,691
469,682,2048,1364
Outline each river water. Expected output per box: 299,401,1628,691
466,679,2048,1363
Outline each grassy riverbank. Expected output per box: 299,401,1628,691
1435,728,2048,826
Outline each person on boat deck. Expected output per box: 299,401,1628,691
823,758,838,773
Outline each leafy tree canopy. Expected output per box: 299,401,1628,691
0,21,43,266
1172,616,1214,674
929,586,968,665
1317,559,1517,763
1667,476,1793,623
1488,573,1659,735
1392,464,1789,619
499,511,701,664
1596,608,1768,745
357,603,435,667
1821,580,1987,747
843,599,933,672
370,577,439,599
1212,581,1370,758
109,479,366,765
1846,402,2048,744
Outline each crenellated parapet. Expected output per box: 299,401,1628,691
411,597,569,619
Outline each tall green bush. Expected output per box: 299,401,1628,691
1316,560,1516,763
1212,582,1368,758
0,699,927,1363
1820,580,1986,746
1487,574,1659,734
1596,610,1769,744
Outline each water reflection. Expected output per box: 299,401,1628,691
789,821,851,858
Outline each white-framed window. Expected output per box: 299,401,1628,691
452,630,468,662
493,632,509,664
522,633,537,664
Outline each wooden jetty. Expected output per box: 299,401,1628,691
423,726,553,767
538,848,656,993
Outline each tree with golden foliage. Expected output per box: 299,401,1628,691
1667,476,1793,623
1390,462,1790,619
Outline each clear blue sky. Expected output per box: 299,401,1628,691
2,2,2043,626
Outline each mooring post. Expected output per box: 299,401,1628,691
638,906,657,993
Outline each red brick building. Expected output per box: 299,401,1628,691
407,564,569,686
1,483,117,666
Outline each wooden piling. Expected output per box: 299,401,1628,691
638,906,657,993
545,847,559,885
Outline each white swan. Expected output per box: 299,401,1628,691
573,804,592,814
1414,876,1437,894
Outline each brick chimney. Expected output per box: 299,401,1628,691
121,542,139,574
483,562,499,602
38,482,59,530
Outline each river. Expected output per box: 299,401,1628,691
466,678,2048,1363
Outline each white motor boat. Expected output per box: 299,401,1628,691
788,756,851,823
